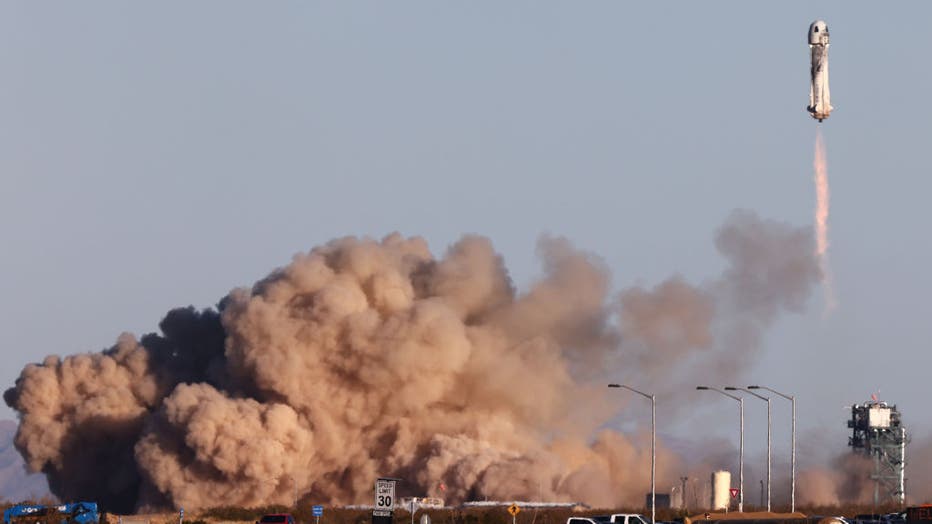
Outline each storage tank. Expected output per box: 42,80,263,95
711,470,731,510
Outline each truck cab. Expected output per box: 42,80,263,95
609,515,651,524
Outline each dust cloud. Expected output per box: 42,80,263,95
5,212,819,511
797,453,874,506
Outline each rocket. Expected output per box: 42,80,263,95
808,20,832,122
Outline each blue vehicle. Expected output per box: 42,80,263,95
3,503,99,524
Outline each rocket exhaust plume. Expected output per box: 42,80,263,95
814,128,836,311
4,212,819,512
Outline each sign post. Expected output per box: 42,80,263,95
179,508,184,524
312,505,324,524
373,478,397,524
507,504,520,524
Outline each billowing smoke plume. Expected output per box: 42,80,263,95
5,211,819,511
797,453,874,506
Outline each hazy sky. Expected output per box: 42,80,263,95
2,1,932,475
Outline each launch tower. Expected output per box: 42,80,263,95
847,399,907,505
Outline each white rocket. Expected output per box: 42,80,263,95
808,20,832,121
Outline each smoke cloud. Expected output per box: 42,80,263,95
5,211,819,512
797,453,874,506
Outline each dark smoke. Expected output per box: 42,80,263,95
5,212,819,511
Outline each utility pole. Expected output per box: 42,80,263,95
680,477,689,510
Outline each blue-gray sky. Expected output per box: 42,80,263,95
2,1,932,468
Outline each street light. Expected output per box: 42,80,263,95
726,387,771,512
608,384,656,524
749,385,796,513
697,386,743,512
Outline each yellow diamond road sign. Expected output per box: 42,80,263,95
508,504,520,517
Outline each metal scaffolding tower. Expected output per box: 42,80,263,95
848,399,907,505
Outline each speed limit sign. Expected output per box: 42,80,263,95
374,478,396,516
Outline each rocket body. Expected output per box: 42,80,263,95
808,20,832,121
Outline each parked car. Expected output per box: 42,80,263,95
882,514,906,524
852,515,885,524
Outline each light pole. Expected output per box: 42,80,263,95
608,384,655,524
726,387,771,512
749,386,796,513
697,386,743,512
680,477,688,511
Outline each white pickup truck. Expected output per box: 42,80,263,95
607,515,651,524
566,514,651,524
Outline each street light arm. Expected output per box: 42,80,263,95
749,385,793,402
727,386,769,402
608,383,653,400
698,386,742,402
747,390,769,402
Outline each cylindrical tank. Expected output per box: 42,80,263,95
711,470,731,511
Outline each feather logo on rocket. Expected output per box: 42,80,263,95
808,20,833,122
